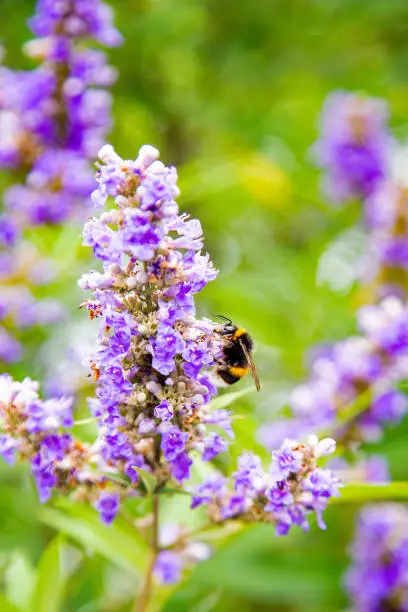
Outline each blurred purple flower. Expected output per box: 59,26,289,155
314,91,391,204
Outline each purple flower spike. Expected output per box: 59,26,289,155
314,91,391,204
78,144,224,525
345,505,408,612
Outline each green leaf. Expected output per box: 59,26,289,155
208,387,256,411
332,482,408,503
4,551,36,612
31,537,64,612
132,467,158,495
38,498,148,573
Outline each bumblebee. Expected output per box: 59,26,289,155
214,316,261,392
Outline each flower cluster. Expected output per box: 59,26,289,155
0,375,78,502
78,143,238,521
0,0,121,229
314,91,391,204
314,91,408,299
0,373,147,523
345,504,408,611
260,296,408,450
192,435,341,536
0,0,121,365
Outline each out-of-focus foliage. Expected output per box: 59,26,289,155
2,0,408,610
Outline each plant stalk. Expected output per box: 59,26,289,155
132,495,159,612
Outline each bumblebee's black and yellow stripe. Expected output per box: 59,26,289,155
214,320,260,391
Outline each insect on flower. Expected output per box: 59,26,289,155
214,316,261,392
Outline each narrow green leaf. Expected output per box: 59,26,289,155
332,482,408,503
38,498,147,573
208,387,255,411
133,467,158,495
31,537,63,612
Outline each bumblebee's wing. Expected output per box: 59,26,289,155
239,339,261,392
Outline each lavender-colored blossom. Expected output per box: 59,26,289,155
363,180,408,295
31,433,73,502
0,327,23,363
161,427,188,462
0,0,121,365
233,452,266,496
314,91,391,204
202,433,229,462
270,439,303,482
0,435,17,465
25,396,74,433
170,452,193,483
221,495,248,520
193,436,341,536
149,324,185,376
345,505,408,612
154,524,211,584
370,390,408,424
0,375,108,505
31,451,59,503
95,492,120,526
29,0,123,48
0,0,121,228
358,297,408,356
191,475,228,510
153,551,183,585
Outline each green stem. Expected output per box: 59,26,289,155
332,482,408,503
73,417,100,426
163,520,244,551
336,387,373,427
319,386,373,440
132,496,159,612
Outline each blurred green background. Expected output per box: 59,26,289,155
1,1,408,610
